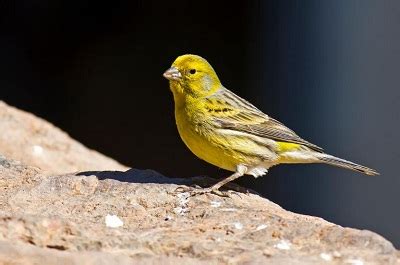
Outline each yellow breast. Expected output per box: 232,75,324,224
174,106,240,172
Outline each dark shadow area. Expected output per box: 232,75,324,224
77,169,259,195
77,168,192,185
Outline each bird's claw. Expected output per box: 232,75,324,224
174,184,201,194
173,186,242,198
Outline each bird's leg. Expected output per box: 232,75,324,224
176,165,247,197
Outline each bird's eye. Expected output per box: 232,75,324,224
189,69,196,74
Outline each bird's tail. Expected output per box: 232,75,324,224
316,153,379,176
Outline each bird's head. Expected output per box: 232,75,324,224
163,54,221,98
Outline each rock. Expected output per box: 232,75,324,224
0,241,209,265
0,101,127,173
0,156,399,264
0,101,398,264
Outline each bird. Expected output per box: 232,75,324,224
163,54,379,196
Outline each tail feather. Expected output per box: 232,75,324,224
317,154,379,176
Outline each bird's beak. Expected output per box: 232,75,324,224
163,66,182,81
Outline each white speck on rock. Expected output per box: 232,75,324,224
32,145,43,156
173,206,188,215
274,240,291,250
233,222,243,230
174,192,190,216
165,215,173,221
177,192,190,204
210,201,222,208
105,214,123,228
320,252,333,261
256,224,268,231
345,259,364,265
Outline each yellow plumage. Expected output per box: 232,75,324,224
163,54,378,196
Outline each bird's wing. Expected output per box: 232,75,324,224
206,88,323,152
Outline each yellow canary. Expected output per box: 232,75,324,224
163,54,378,195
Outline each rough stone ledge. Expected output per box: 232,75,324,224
0,101,398,264
0,157,398,265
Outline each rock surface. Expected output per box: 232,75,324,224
1,158,399,265
0,101,127,174
0,101,399,264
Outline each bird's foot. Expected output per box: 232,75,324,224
174,186,240,198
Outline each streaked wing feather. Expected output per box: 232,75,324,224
218,118,323,152
208,88,323,152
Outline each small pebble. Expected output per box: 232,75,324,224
105,214,123,228
32,145,43,156
256,224,268,231
210,201,222,208
233,222,243,230
274,240,291,250
320,252,333,261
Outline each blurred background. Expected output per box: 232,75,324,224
2,0,399,246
